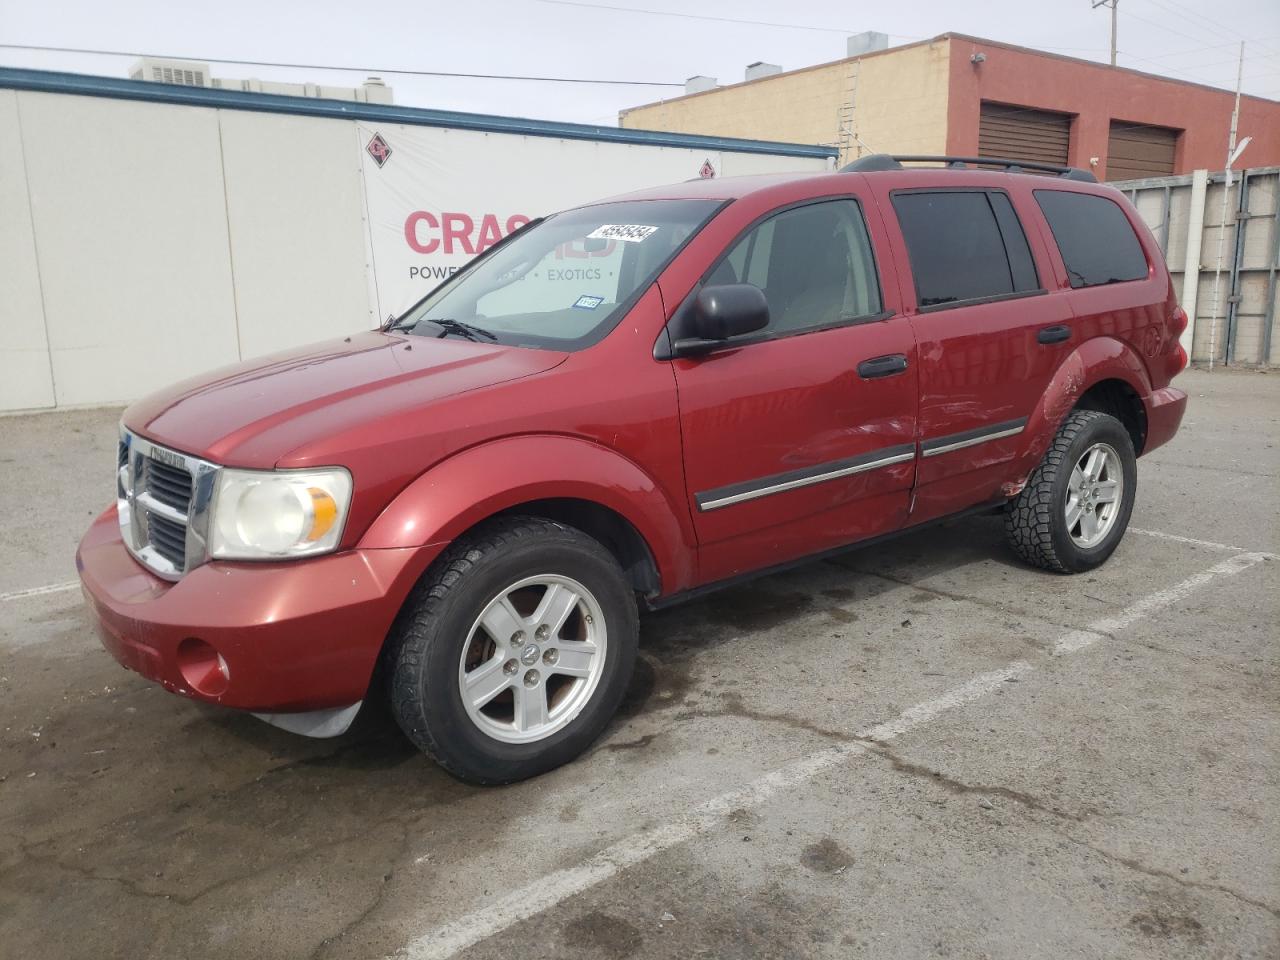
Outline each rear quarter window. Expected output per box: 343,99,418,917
1034,190,1149,288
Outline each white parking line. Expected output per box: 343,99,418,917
1129,527,1276,557
394,550,1271,959
0,581,80,604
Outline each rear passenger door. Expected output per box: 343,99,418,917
876,186,1074,523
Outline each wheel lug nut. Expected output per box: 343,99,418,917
542,648,559,665
510,631,525,645
535,624,550,640
523,669,540,687
503,659,518,676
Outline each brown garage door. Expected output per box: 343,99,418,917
1106,121,1178,181
978,102,1071,166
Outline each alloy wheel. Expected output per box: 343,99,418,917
457,574,607,744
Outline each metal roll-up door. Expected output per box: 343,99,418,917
978,102,1071,166
1106,121,1178,181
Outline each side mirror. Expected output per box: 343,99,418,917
672,284,770,357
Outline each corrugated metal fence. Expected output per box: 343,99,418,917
1116,166,1279,367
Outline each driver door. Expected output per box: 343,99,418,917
668,197,920,584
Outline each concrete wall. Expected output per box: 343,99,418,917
945,36,1280,180
619,39,950,164
1118,167,1279,367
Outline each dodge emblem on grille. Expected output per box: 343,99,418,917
150,447,186,469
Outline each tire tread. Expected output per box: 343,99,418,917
384,516,626,783
1004,409,1113,573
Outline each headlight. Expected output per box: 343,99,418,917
209,468,352,560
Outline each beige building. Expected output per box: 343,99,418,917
622,37,949,167
620,33,1280,180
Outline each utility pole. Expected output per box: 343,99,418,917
1206,42,1247,371
1093,0,1118,66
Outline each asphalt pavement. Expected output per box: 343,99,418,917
1,367,1276,960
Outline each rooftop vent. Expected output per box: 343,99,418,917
685,75,718,95
744,62,782,81
847,31,889,57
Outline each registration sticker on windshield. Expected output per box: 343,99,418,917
587,224,659,243
573,295,605,310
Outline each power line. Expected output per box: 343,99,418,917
535,0,1113,53
536,0,863,35
0,42,684,87
1136,0,1280,59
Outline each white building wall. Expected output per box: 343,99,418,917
217,110,375,358
0,82,832,412
0,90,55,410
14,91,241,407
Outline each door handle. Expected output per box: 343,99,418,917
857,354,909,379
1037,325,1072,345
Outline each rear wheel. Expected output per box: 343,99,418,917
386,517,638,784
1004,410,1137,573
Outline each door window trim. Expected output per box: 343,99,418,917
889,187,1048,314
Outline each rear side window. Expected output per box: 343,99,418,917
892,191,1041,309
1034,190,1148,287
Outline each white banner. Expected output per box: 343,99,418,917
355,121,828,320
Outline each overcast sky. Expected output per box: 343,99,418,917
2,0,1277,126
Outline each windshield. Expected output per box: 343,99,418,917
391,199,723,349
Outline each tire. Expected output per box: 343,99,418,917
1004,410,1137,574
385,516,638,784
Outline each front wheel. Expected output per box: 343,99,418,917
1004,410,1137,573
386,517,638,784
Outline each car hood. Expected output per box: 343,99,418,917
125,331,567,467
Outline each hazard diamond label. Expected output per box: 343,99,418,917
366,133,392,168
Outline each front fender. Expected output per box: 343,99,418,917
1013,337,1153,482
357,435,696,594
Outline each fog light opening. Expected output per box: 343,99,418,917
176,637,231,697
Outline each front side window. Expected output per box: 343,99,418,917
709,199,882,336
892,190,1040,309
392,199,722,350
1034,190,1149,288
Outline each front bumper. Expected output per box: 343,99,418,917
1143,385,1188,455
77,507,440,714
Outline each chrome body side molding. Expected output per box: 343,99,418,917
696,444,917,511
920,418,1028,458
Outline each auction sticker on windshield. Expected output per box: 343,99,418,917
587,224,659,243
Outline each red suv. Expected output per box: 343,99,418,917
78,155,1188,783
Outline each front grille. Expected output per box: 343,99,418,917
142,458,193,513
118,433,213,579
147,512,188,569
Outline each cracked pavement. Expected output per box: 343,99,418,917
1,367,1277,960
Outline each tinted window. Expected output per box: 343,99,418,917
988,193,1040,292
1035,190,1148,287
892,191,1039,308
714,199,881,335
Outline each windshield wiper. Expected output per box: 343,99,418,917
426,318,498,342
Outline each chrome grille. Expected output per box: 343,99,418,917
141,458,193,513
146,512,188,568
117,431,218,580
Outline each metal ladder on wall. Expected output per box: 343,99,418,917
836,60,860,168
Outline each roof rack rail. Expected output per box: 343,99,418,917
841,153,1097,183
